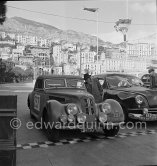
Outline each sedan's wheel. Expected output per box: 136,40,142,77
103,126,119,137
43,111,60,141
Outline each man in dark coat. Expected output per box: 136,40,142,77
84,73,103,103
148,68,157,89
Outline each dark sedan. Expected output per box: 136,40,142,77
94,73,157,122
27,75,124,140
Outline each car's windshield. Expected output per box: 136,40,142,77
45,78,85,89
106,75,143,88
66,78,85,89
45,79,65,88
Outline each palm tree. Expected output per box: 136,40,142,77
0,1,7,25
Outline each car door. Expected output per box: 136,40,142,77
32,78,45,118
141,74,150,88
97,77,109,100
98,77,118,101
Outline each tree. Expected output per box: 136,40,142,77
24,68,33,79
11,67,25,82
0,59,15,83
49,53,55,67
0,59,6,82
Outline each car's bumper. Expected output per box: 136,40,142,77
56,121,121,131
128,107,157,121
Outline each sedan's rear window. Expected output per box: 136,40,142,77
45,79,65,88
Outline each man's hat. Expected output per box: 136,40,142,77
148,68,154,73
84,73,91,80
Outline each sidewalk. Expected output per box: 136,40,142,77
0,82,34,88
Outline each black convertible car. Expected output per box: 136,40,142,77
94,73,157,122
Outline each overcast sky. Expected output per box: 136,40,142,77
6,0,157,44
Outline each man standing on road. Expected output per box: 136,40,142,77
148,68,157,89
84,73,103,103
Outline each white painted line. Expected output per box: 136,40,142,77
39,144,49,148
69,140,78,144
16,144,22,148
23,146,32,149
54,142,64,146
45,141,53,144
13,90,32,92
29,143,38,146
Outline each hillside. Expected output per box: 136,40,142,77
0,17,105,46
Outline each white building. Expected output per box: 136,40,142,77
81,51,96,64
52,44,63,65
82,62,101,75
127,43,152,59
12,49,24,61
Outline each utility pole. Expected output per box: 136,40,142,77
83,7,99,61
114,18,131,73
80,47,82,76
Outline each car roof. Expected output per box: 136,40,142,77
37,75,83,80
94,73,137,78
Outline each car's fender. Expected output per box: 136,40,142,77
45,100,66,123
104,99,124,123
27,93,32,108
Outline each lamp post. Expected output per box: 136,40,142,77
83,7,99,61
114,19,131,72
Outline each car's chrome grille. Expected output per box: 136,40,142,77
81,97,95,115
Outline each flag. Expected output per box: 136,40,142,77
116,19,131,26
83,8,98,12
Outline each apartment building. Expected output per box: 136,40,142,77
81,50,96,64
127,43,152,59
52,44,63,65
29,46,50,59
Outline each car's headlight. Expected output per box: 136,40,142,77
67,104,78,115
101,103,111,114
135,95,144,105
60,115,67,123
77,113,86,123
68,114,75,122
99,112,107,123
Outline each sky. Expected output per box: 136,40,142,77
6,0,157,44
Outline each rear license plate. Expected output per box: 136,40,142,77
140,113,157,121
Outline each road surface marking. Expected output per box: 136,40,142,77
16,129,157,150
13,90,32,92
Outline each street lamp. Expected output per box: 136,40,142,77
114,19,131,72
83,7,99,61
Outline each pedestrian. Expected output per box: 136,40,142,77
51,68,54,75
148,68,157,89
84,73,103,103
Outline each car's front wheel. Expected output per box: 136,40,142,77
43,111,61,141
103,126,119,137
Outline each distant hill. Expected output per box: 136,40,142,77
0,17,105,46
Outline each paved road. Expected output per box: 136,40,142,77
0,82,157,166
